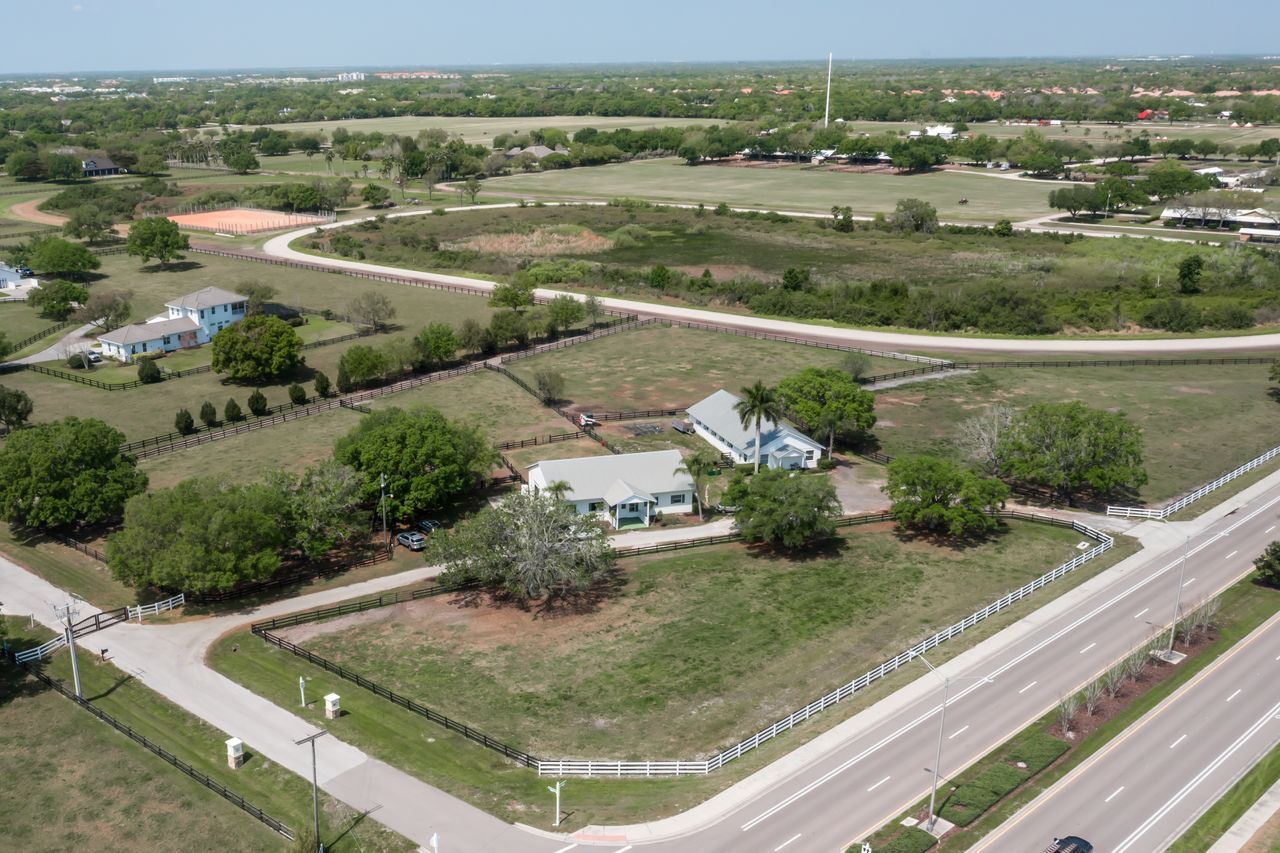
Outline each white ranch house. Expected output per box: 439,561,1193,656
686,389,824,470
526,449,695,529
99,286,247,361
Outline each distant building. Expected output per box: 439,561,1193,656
81,156,121,178
1160,206,1280,229
337,71,366,82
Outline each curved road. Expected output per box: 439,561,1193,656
258,205,1280,355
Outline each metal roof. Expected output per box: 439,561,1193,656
528,450,691,504
686,389,822,455
164,286,246,311
98,316,198,345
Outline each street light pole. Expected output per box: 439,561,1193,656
547,780,566,827
295,729,329,853
916,653,991,834
1167,535,1190,655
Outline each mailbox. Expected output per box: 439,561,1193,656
226,737,244,769
324,693,341,720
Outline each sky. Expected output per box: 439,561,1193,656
5,0,1280,75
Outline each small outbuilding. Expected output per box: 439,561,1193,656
686,389,824,470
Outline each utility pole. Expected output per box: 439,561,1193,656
379,472,390,549
823,52,833,128
299,675,307,708
547,780,566,827
52,596,84,699
1167,535,1190,656
295,729,329,853
916,654,991,834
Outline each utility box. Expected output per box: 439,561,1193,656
324,693,341,720
226,737,244,769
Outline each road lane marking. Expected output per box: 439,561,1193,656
1105,786,1125,803
1114,698,1280,852
616,847,632,853
1019,681,1038,694
552,845,578,853
1134,607,1150,619
1267,525,1275,534
1226,550,1238,559
1184,577,1197,587
948,725,970,740
867,776,891,792
1227,689,1242,702
1170,734,1187,749
1080,642,1097,654
774,833,803,851
750,495,1280,836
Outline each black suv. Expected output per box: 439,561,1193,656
1044,837,1093,853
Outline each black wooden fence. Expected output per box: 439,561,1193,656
859,354,1278,386
8,320,73,352
19,667,294,840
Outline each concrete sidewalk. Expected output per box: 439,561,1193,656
1208,773,1280,852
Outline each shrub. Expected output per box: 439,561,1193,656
970,763,1030,797
1007,733,1070,774
1141,298,1202,332
199,401,218,428
1202,302,1254,329
224,398,242,422
817,457,837,471
313,371,331,398
876,827,938,853
137,358,162,383
174,408,195,435
247,389,268,416
940,784,1002,826
66,353,89,369
287,383,307,405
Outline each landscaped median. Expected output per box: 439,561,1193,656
209,515,1137,829
853,573,1280,852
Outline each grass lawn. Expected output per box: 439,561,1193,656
507,324,898,412
1170,742,1280,852
0,523,138,609
210,528,1137,829
479,157,1059,221
0,618,411,852
138,406,364,491
502,435,613,475
0,302,63,347
369,369,571,443
270,520,1109,758
84,251,495,333
873,363,1280,504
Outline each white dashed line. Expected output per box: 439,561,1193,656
1226,551,1238,559
775,834,803,851
1184,577,1197,587
552,845,578,853
1228,689,1243,703
1134,608,1150,619
1080,642,1097,654
867,776,891,792
1170,734,1187,749
1019,681,1038,694
949,725,970,740
1105,786,1125,803
1266,525,1276,534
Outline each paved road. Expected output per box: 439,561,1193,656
975,610,1280,853
258,211,1280,354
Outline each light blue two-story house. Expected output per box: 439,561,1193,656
99,286,248,361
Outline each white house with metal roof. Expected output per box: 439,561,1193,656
525,449,694,529
686,389,824,470
98,286,247,361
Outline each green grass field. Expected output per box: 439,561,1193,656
368,369,571,443
0,618,411,852
0,523,138,608
479,157,1060,220
507,325,901,412
873,363,1280,504
268,521,1109,758
211,528,1136,829
0,302,64,349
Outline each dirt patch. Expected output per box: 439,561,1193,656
445,226,612,256
9,199,67,226
1242,805,1280,852
1176,386,1215,395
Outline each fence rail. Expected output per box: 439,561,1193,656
19,666,294,840
1108,441,1280,519
860,355,1277,387
127,593,185,621
652,317,951,365
497,318,654,364
9,320,73,352
250,510,1110,777
184,547,392,604
14,635,66,664
49,532,108,563
495,431,587,450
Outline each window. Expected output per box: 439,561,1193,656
627,503,640,512
669,494,686,504
199,309,205,319
588,501,604,512
162,336,171,345
805,450,815,460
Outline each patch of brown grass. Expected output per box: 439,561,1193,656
445,226,613,256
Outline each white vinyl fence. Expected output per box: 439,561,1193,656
537,520,1113,777
14,634,67,664
1108,442,1280,520
127,593,185,622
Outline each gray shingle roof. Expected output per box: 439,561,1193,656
165,286,245,311
529,450,690,504
98,316,198,345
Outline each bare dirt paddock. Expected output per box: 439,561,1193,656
166,207,331,235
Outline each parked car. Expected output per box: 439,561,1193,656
672,420,695,435
14,266,33,278
395,531,426,551
715,503,738,514
1044,837,1093,853
86,352,102,364
417,519,443,534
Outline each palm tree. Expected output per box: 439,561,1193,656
323,149,335,175
543,480,572,500
734,381,783,474
674,449,721,521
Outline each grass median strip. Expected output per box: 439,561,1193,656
856,573,1280,852
1168,741,1280,852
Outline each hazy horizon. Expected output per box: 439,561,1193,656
5,0,1279,76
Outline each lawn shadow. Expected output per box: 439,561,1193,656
139,261,204,274
448,566,627,619
327,805,382,849
891,521,1014,554
740,535,850,564
86,672,134,702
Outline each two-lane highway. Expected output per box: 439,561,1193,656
595,485,1280,852
975,610,1280,852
